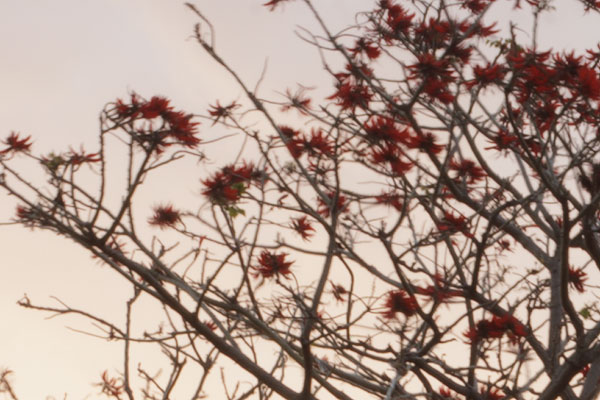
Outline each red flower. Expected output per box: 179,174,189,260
568,267,587,292
370,144,413,175
461,0,495,13
15,205,38,226
383,290,418,318
439,387,459,399
281,88,312,114
448,43,473,64
486,129,519,152
291,216,315,240
202,162,261,205
468,63,506,88
331,282,348,302
413,18,452,48
114,93,140,119
203,320,217,331
497,239,512,253
494,314,527,338
450,159,487,184
375,191,403,211
415,274,462,303
278,125,305,158
422,78,455,104
208,100,239,125
364,117,411,144
148,204,182,229
480,387,503,400
437,211,471,237
1,132,32,154
385,3,415,36
317,191,349,217
553,51,582,82
334,63,373,83
253,250,293,279
68,147,101,165
577,66,600,100
406,131,444,154
464,314,526,343
279,125,300,140
462,21,499,38
409,53,454,82
263,0,292,11
304,128,333,156
98,371,124,399
349,38,381,60
581,364,591,377
464,319,504,343
139,96,172,119
327,82,373,111
163,111,201,148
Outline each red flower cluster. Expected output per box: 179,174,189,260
480,387,504,400
148,204,182,229
67,147,101,166
467,63,506,89
408,53,456,104
349,38,381,60
327,82,373,111
253,250,294,279
464,314,527,343
263,0,292,11
113,93,200,151
304,128,333,156
330,282,348,302
97,371,123,399
568,266,587,292
364,117,411,144
328,62,374,111
437,211,472,238
370,144,413,176
15,205,39,227
281,87,312,114
415,274,462,304
461,0,496,13
1,132,32,154
375,191,403,211
406,131,444,154
439,387,459,399
291,216,315,240
449,159,487,184
207,100,239,125
202,162,261,205
278,125,304,158
317,191,349,217
40,150,98,174
486,129,519,152
278,126,333,158
381,2,415,38
383,290,418,319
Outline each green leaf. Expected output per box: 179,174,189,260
579,307,591,320
226,206,246,218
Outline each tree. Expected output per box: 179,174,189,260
3,0,600,398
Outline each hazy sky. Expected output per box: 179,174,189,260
1,1,599,399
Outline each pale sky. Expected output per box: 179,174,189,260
1,1,599,399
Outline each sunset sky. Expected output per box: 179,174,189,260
1,1,599,398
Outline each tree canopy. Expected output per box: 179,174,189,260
4,0,600,399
